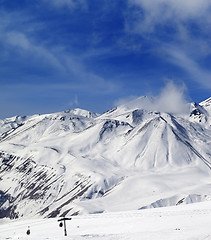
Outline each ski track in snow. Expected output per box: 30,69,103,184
0,201,211,240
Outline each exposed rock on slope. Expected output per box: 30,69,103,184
0,97,211,218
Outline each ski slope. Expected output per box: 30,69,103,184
0,201,211,240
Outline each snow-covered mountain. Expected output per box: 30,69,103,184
0,97,211,219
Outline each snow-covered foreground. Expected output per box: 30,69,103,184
1,201,211,240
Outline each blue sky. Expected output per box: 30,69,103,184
0,0,211,118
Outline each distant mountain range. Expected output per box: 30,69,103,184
0,96,211,219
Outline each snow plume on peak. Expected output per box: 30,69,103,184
115,81,189,114
155,81,189,114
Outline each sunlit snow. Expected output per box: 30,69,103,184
1,201,211,240
0,96,210,219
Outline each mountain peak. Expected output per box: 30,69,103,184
64,108,98,118
200,97,211,106
0,97,211,219
200,97,211,114
118,96,154,112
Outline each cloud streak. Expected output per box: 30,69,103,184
128,0,211,33
44,0,87,9
0,7,121,118
126,0,211,91
163,46,211,89
0,1,209,118
5,31,65,72
0,10,118,93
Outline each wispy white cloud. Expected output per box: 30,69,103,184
4,31,65,72
6,32,30,50
126,0,211,90
0,11,118,95
69,94,79,107
44,0,87,10
163,46,211,89
127,0,211,33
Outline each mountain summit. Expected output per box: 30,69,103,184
0,98,211,219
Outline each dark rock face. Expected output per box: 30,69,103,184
0,150,94,219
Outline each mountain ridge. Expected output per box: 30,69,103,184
0,97,211,219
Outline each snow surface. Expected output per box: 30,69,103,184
0,98,211,218
1,201,211,239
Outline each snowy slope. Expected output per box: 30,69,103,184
1,201,211,240
0,98,211,219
